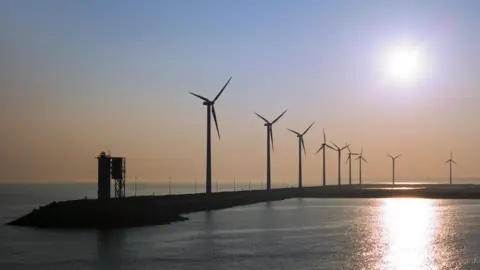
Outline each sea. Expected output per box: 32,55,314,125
2,182,480,270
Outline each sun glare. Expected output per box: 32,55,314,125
381,43,425,85
388,49,419,79
380,198,436,269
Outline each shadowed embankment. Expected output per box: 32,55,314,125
8,184,480,229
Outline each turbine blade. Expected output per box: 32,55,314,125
302,121,315,136
326,144,336,151
302,138,306,156
361,147,363,155
212,105,220,139
287,128,300,135
452,160,457,165
331,141,340,150
189,92,210,102
272,109,288,124
254,112,269,123
346,155,350,163
445,160,449,164
270,126,274,151
213,77,232,102
323,129,326,143
355,156,361,160
388,154,393,159
340,144,349,151
346,143,351,153
315,145,324,155
362,157,368,163
395,154,401,159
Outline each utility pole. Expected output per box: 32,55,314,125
169,176,171,195
134,176,137,196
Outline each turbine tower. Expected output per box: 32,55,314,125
189,77,232,194
388,154,401,185
315,129,334,186
331,141,350,186
345,144,359,185
355,148,368,185
255,110,288,190
445,151,457,185
287,122,315,188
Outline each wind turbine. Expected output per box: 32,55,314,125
330,141,350,186
388,154,401,185
189,77,232,194
445,151,457,185
355,148,368,185
255,109,288,190
345,144,359,185
315,129,335,186
287,122,315,188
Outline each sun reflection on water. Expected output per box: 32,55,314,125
380,198,436,269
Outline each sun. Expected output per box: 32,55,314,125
381,43,424,85
387,48,419,79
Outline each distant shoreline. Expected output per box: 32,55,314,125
8,184,480,229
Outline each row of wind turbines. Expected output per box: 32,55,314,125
189,77,458,194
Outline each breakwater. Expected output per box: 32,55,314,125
8,184,480,229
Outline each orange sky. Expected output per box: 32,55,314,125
1,1,480,184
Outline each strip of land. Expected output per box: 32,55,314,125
8,184,480,229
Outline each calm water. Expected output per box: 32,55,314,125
1,184,480,269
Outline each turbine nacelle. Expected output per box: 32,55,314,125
345,149,360,163
255,109,288,151
446,151,457,164
355,155,368,163
388,154,402,160
287,121,315,156
331,141,349,152
190,77,232,140
315,129,335,155
355,148,368,163
346,144,360,156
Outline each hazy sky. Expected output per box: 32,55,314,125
1,0,480,184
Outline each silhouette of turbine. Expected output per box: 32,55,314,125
255,109,288,190
287,122,315,188
388,154,401,185
315,129,335,186
331,141,350,186
445,151,457,185
345,144,359,185
355,148,368,185
189,77,232,195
